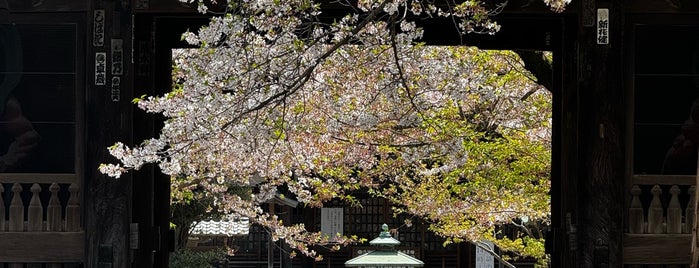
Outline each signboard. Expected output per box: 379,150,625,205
597,8,609,45
93,10,105,47
95,52,106,85
111,39,123,75
111,76,121,101
129,223,139,249
475,241,494,268
320,208,343,239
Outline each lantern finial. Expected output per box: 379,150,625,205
379,223,390,238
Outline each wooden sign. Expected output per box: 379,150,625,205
95,52,106,85
597,9,609,45
111,39,123,75
130,223,139,250
93,10,105,47
111,76,121,101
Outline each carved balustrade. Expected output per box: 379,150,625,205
625,175,697,266
0,174,84,267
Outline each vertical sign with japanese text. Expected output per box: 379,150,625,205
94,10,105,47
321,208,343,239
129,223,139,249
111,39,123,75
111,76,121,101
475,241,494,268
597,8,609,45
95,52,106,85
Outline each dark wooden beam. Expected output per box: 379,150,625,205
624,234,691,264
632,175,696,186
0,232,85,263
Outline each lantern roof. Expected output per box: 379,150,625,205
344,224,424,267
369,223,401,247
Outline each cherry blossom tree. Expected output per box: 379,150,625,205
101,0,562,264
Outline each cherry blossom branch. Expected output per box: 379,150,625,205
220,0,391,131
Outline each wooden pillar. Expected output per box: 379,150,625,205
66,184,81,232
27,184,42,268
0,184,4,232
628,185,644,234
47,183,63,268
553,14,579,268
688,185,696,234
47,183,62,232
85,1,134,267
648,185,664,234
576,2,625,268
667,185,682,234
9,183,23,268
131,14,155,268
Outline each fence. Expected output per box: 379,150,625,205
625,175,696,265
0,174,83,267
